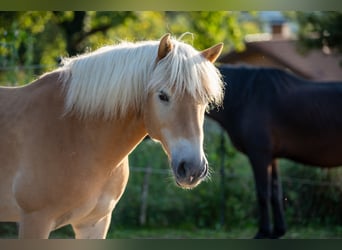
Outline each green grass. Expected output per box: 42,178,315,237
2,223,342,239
106,226,342,239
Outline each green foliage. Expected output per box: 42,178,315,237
0,11,63,85
0,11,260,86
189,12,247,51
281,160,342,226
292,11,342,54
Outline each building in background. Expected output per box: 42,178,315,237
219,11,342,81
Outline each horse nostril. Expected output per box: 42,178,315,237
177,161,187,178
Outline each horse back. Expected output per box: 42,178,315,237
271,82,342,166
0,72,64,153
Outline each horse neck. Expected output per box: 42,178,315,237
228,68,303,106
223,68,260,110
11,72,147,180
74,112,147,167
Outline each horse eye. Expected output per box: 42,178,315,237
158,91,169,102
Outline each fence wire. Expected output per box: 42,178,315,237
129,166,342,188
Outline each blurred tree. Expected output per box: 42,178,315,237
0,11,138,84
294,11,342,54
163,11,260,52
0,11,260,70
0,11,54,84
52,11,136,56
182,12,247,51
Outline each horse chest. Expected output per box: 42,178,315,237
224,112,265,154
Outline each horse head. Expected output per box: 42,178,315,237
144,34,224,189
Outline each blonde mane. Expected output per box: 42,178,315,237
58,36,224,119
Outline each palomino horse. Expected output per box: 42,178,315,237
208,65,342,239
0,34,224,238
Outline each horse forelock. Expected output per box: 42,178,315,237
150,41,224,107
58,37,224,120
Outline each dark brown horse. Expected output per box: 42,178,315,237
208,65,342,238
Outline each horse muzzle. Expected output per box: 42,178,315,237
171,156,209,189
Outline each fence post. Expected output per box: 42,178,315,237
139,166,152,226
219,127,226,227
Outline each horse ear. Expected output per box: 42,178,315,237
201,43,223,63
157,33,173,61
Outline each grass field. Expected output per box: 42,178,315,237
107,226,342,239
2,223,341,239
47,225,342,239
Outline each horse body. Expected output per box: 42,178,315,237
208,65,342,238
0,34,224,238
272,83,342,166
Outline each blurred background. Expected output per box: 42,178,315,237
1,11,342,238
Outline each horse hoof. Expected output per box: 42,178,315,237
253,230,271,239
271,229,286,239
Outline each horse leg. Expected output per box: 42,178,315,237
249,154,272,239
18,212,53,239
270,160,286,238
73,157,129,239
72,213,112,239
